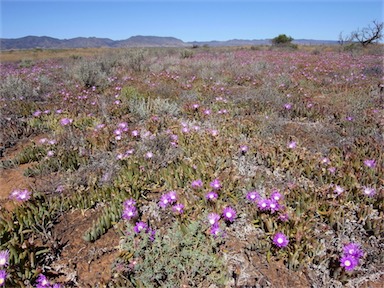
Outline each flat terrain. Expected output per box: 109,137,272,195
0,45,383,287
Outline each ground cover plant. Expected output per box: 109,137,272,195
0,45,383,287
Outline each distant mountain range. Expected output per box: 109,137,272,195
0,35,338,50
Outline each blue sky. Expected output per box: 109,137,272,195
1,1,383,41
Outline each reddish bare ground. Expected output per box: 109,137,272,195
50,209,120,287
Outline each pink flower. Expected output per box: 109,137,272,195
205,191,218,201
131,130,139,137
270,190,283,202
287,141,296,149
191,179,203,189
207,213,220,225
362,187,376,197
0,270,6,287
10,189,31,202
222,206,237,222
273,232,289,248
246,191,260,202
145,151,153,159
172,203,184,214
363,159,376,168
209,223,223,237
268,199,280,213
0,250,9,267
210,179,221,190
122,206,138,221
167,191,178,204
60,118,73,126
334,185,344,195
340,255,359,271
134,221,148,234
257,198,270,211
240,145,249,154
343,243,363,259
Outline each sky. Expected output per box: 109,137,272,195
0,0,383,42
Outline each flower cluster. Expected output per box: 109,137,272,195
340,242,363,271
158,191,184,215
114,122,129,141
207,213,224,237
247,189,283,214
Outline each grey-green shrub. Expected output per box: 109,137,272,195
115,220,227,287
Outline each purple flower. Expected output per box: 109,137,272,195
321,157,330,165
328,167,336,174
210,179,222,190
0,270,6,287
240,145,249,154
191,179,203,189
124,198,136,207
159,193,171,209
0,250,9,267
122,206,138,220
222,206,237,222
181,127,190,133
134,221,148,234
362,187,376,197
273,232,289,248
287,141,296,149
147,228,156,241
284,103,292,110
268,199,280,213
203,109,211,115
343,243,363,259
172,203,184,214
36,274,51,287
278,213,290,222
246,190,260,202
209,223,223,237
340,255,359,271
60,118,73,126
210,129,219,137
334,185,344,195
167,191,177,204
145,151,153,159
363,159,376,168
131,130,139,137
118,122,128,131
10,189,31,202
205,191,218,201
33,110,42,117
270,190,283,202
114,128,122,136
207,213,220,225
47,150,55,157
257,198,270,211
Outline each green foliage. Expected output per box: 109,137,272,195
114,220,227,287
271,34,294,45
